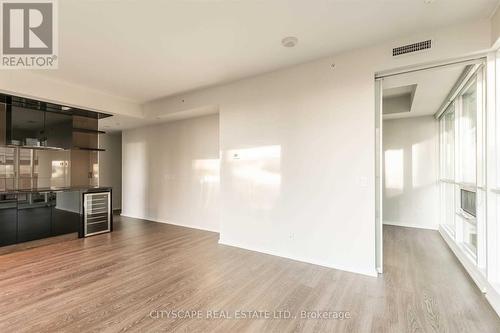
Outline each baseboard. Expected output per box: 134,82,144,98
439,226,500,317
120,213,220,233
383,220,438,231
486,289,500,318
218,238,378,278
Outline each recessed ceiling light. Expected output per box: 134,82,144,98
281,36,298,48
61,106,71,111
423,0,435,4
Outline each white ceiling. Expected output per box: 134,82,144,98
100,106,219,132
35,0,497,104
101,62,467,131
382,63,466,119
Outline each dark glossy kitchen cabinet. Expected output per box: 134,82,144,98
7,106,45,146
16,191,81,242
0,187,111,248
0,190,85,246
0,194,17,246
6,107,73,149
0,92,113,251
17,192,52,242
45,112,73,149
1,92,112,152
49,191,81,236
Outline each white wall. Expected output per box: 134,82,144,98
99,133,122,210
143,54,377,276
135,20,490,277
122,114,220,232
383,116,439,230
491,4,500,47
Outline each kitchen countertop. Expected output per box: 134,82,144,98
0,186,111,195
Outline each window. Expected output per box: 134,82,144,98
440,105,456,235
440,181,456,235
491,51,500,290
439,67,484,263
459,80,477,185
458,77,479,257
440,105,455,180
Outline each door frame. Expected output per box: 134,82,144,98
373,55,487,275
375,79,383,274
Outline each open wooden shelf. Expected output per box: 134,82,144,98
72,147,105,152
73,128,106,134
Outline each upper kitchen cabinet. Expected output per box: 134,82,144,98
45,111,73,149
6,107,73,149
0,147,16,192
0,93,112,151
7,106,45,146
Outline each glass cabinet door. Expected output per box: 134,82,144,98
0,147,16,191
18,148,39,190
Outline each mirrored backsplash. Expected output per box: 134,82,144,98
0,147,73,191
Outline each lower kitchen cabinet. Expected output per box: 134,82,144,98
17,193,52,243
0,188,110,248
0,194,18,246
50,191,81,236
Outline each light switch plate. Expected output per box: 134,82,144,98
357,176,369,187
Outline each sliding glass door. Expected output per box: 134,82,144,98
489,51,500,291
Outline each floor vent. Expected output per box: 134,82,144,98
393,40,431,56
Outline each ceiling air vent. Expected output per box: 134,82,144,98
392,40,431,56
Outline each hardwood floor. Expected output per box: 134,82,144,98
0,216,499,332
